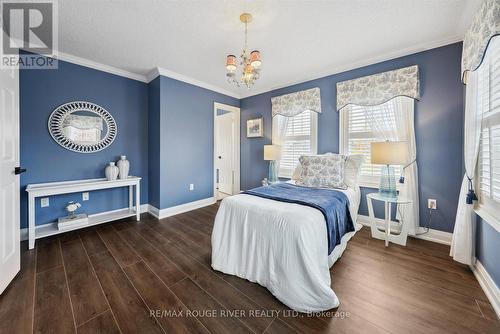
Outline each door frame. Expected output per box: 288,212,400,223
213,102,240,200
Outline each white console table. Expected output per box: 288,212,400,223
26,176,141,249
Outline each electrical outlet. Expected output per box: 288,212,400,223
428,199,437,210
82,192,89,201
189,183,194,191
41,197,49,208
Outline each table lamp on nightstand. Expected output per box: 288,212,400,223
371,141,408,198
264,145,281,184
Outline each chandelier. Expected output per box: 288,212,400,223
225,13,262,88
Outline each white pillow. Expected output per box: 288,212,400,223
344,155,364,188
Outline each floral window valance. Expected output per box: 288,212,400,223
336,65,420,111
461,0,499,83
271,87,321,117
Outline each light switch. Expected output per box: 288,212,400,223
41,197,49,208
82,192,89,201
189,184,194,191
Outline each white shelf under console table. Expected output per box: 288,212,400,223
26,176,141,249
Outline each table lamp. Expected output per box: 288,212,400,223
371,141,408,198
264,145,281,183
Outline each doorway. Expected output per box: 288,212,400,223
213,102,240,200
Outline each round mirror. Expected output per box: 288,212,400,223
48,101,117,153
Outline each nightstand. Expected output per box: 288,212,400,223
366,193,412,247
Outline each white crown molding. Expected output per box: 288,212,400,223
241,35,465,99
146,67,240,99
16,34,463,100
145,67,162,83
18,45,240,98
55,51,149,83
19,46,239,97
471,259,500,319
357,214,452,245
13,36,149,83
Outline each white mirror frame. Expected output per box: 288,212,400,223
48,101,117,153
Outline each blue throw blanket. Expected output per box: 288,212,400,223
244,183,354,255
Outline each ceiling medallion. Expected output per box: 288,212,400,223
225,13,262,89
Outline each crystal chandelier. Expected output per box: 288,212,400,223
226,13,262,88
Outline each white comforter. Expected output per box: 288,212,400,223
211,186,361,313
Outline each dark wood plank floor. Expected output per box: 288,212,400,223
1,203,498,334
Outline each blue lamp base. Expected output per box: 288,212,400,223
379,165,397,198
268,160,278,183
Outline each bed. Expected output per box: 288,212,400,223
211,170,362,312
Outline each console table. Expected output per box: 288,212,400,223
26,176,141,249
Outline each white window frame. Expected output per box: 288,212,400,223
475,103,500,232
275,111,318,178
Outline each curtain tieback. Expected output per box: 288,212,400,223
466,177,477,204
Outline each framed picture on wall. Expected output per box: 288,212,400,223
247,117,263,138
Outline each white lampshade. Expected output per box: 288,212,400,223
264,145,282,161
371,141,408,165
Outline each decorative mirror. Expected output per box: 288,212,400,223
48,101,117,153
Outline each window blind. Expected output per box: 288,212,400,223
344,102,400,184
478,39,500,207
278,110,317,177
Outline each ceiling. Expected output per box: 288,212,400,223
56,0,481,98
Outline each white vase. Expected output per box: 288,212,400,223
105,162,119,181
117,155,130,179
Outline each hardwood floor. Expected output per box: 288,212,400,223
0,203,498,334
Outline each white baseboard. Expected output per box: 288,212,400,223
146,204,160,219
357,214,452,245
471,259,500,319
20,198,217,240
20,204,149,241
413,226,452,245
148,197,216,219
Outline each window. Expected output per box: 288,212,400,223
340,99,402,187
477,37,500,214
274,110,317,178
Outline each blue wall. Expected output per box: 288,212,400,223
476,217,500,286
20,56,149,228
240,42,464,233
148,76,239,209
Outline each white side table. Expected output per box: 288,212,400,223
366,193,412,247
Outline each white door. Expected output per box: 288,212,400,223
215,112,234,197
0,58,20,294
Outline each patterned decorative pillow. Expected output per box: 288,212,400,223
296,154,347,189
